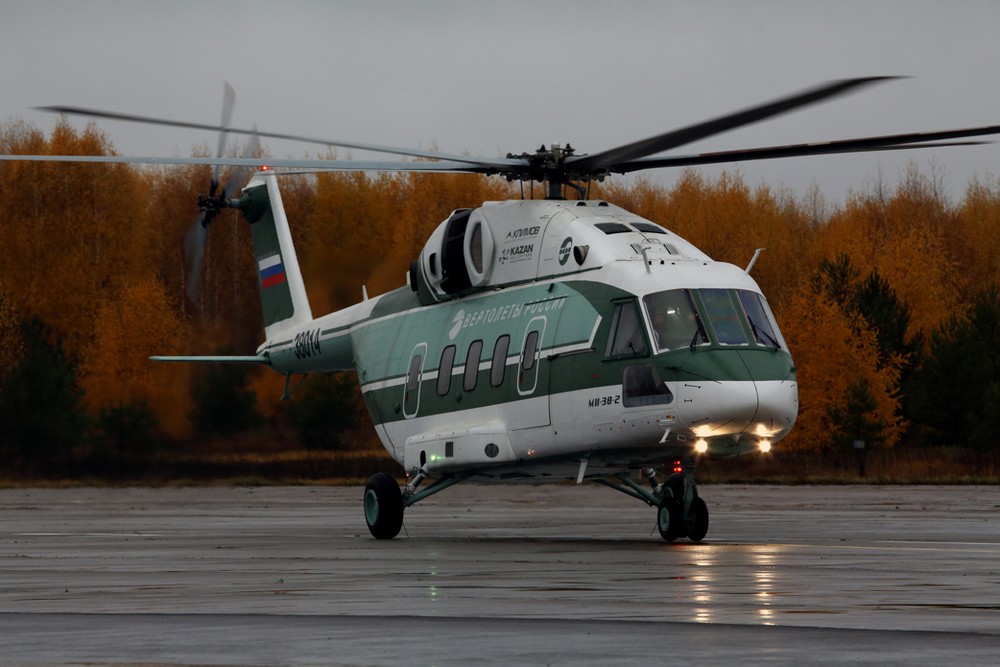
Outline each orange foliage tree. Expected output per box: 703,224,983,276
80,278,192,438
0,120,153,357
779,279,905,450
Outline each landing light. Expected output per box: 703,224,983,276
758,440,772,454
694,439,709,454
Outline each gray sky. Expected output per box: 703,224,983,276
2,0,998,203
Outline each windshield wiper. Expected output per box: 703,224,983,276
690,315,709,351
748,318,780,350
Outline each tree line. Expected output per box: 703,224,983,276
1,120,999,471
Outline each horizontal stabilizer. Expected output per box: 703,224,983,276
150,355,269,364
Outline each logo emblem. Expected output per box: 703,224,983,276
449,310,465,340
558,237,573,266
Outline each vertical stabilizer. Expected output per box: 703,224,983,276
239,171,313,339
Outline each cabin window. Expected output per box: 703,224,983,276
737,290,784,350
463,340,483,391
437,345,456,396
521,330,539,372
491,334,510,387
605,301,647,357
700,289,749,346
406,353,423,393
643,290,705,351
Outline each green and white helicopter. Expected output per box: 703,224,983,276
6,77,1000,541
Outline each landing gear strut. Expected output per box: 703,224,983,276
594,458,710,542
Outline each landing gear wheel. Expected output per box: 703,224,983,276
363,472,404,539
687,496,710,542
657,498,683,542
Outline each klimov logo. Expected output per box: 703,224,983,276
558,237,573,266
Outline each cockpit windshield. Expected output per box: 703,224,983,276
642,290,705,351
643,288,785,352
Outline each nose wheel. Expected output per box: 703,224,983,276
657,498,683,541
595,462,710,542
687,495,710,542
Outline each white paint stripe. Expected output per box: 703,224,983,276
258,254,282,270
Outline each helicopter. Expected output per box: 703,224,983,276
4,77,999,541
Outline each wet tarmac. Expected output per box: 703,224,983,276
1,484,998,665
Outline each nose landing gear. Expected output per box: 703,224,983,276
595,459,710,542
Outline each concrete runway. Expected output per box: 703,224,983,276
1,484,998,665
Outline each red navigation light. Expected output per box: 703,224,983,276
261,164,270,171
672,459,683,474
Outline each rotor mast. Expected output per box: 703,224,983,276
504,143,593,199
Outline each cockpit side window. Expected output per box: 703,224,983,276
700,289,749,346
643,290,705,351
737,290,784,350
604,301,647,357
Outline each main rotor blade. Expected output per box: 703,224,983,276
0,154,503,173
35,104,523,170
610,124,1000,173
566,77,900,174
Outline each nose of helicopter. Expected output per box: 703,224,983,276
674,349,797,447
748,376,798,441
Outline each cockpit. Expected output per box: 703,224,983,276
642,288,785,353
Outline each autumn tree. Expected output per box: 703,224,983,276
809,165,959,340
0,317,88,467
908,286,1000,449
0,292,24,396
950,176,1000,299
286,372,358,449
190,363,263,437
80,277,192,438
0,120,154,360
779,276,905,451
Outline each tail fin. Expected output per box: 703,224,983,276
238,171,313,339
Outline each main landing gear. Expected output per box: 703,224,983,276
363,469,471,539
595,458,709,542
363,460,708,542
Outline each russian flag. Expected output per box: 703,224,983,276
258,253,287,289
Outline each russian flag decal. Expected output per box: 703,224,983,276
258,253,287,289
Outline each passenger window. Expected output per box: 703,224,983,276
491,334,510,387
405,353,423,392
700,289,749,345
605,302,647,357
463,340,483,392
437,345,456,396
521,330,539,372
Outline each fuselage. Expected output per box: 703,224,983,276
258,198,798,482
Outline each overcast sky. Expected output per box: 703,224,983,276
2,0,998,203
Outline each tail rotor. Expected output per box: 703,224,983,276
184,83,260,305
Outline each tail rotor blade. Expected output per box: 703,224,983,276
188,82,237,305
222,124,262,197
211,81,236,188
185,215,209,303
